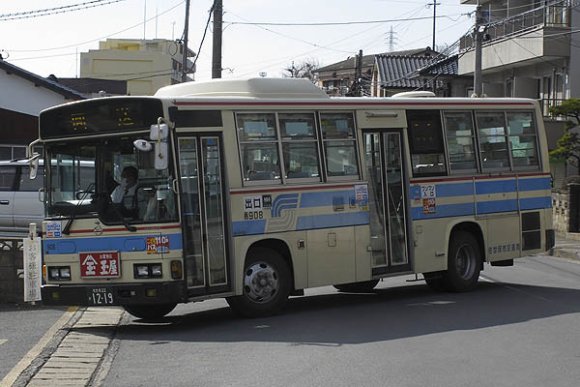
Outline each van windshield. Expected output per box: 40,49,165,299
45,135,177,225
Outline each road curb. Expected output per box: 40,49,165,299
18,307,124,387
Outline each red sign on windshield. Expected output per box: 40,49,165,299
80,252,120,278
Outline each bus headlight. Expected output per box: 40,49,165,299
133,264,163,279
48,266,71,281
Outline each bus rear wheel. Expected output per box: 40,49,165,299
333,280,379,293
442,231,482,292
226,248,291,318
123,303,176,320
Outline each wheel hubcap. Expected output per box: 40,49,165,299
243,262,279,303
455,243,476,279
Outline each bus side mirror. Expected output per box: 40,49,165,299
28,153,41,180
154,142,168,170
150,123,169,170
150,123,168,140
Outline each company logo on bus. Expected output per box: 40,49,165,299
80,252,120,278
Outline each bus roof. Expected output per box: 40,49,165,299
155,77,330,99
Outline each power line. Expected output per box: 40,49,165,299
224,14,467,27
0,0,126,21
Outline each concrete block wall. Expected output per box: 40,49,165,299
552,191,570,233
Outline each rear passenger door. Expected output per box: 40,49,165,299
0,165,18,232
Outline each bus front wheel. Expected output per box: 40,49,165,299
442,231,482,292
123,303,176,320
226,248,291,318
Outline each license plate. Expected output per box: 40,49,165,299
87,287,115,305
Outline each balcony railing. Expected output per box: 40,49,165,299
460,0,571,51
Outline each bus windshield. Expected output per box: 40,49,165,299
46,134,177,225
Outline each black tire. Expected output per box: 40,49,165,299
226,248,291,318
423,272,446,292
333,280,379,293
123,303,177,320
442,231,482,292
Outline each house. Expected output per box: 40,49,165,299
415,54,473,97
0,59,85,160
458,0,579,182
316,48,436,96
372,51,439,97
52,76,127,98
80,38,195,96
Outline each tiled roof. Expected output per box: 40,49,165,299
0,59,85,100
318,47,436,73
417,54,458,76
375,55,435,88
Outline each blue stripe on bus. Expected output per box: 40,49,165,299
299,190,354,208
410,177,550,199
518,177,552,191
476,180,517,195
43,233,183,255
411,196,551,220
232,220,267,236
436,182,474,197
296,211,369,230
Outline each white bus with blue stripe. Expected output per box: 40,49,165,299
36,78,554,320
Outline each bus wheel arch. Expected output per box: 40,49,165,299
227,240,293,318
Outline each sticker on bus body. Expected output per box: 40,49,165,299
420,184,437,214
146,236,170,254
46,221,62,238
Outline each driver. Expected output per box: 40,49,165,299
110,166,138,205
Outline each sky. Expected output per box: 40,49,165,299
0,0,477,82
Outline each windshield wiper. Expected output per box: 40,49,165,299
62,183,95,235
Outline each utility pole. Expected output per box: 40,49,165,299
355,50,363,97
181,0,191,83
212,0,223,79
428,1,441,50
473,4,484,97
387,26,396,52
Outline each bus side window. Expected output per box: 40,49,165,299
320,112,359,179
406,110,447,177
507,111,540,170
236,113,281,184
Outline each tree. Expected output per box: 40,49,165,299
282,59,319,82
549,99,580,175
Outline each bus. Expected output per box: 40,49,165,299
34,78,554,320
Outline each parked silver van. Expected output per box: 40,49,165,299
0,159,44,238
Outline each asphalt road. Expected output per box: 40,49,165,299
0,304,69,384
98,254,580,387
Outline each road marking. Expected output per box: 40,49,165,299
0,306,78,387
0,339,7,346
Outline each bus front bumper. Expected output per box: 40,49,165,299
41,282,185,307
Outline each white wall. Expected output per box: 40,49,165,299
0,70,70,116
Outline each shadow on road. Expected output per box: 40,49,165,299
69,281,580,345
